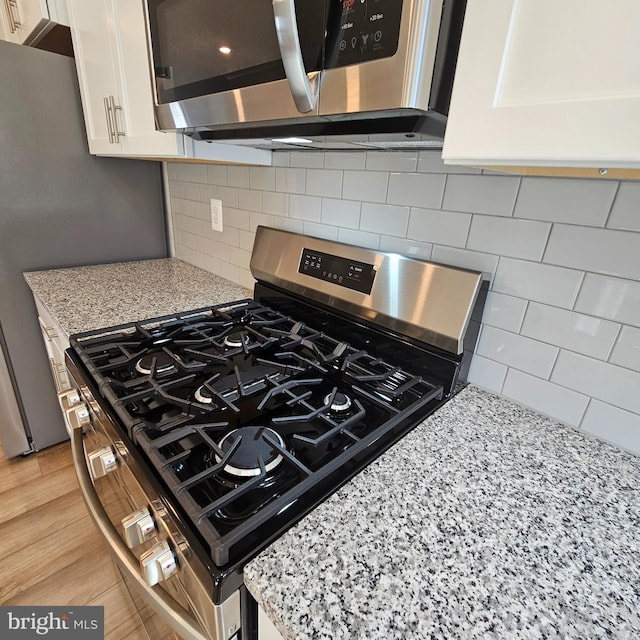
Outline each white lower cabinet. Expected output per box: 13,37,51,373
33,295,70,394
258,604,285,640
67,0,270,165
443,0,640,171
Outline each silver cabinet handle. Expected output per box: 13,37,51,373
109,95,126,141
70,426,208,640
104,96,115,143
272,0,319,113
4,0,17,32
8,0,20,26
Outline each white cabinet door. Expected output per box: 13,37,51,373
442,0,640,169
67,0,124,154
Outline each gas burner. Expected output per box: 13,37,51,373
135,352,177,376
194,384,216,406
223,331,250,348
216,427,285,478
324,392,352,413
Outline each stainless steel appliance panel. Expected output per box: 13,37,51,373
250,226,483,355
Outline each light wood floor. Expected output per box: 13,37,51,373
0,440,153,639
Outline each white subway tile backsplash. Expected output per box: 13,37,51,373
217,186,239,208
365,151,417,172
321,198,361,229
467,355,507,393
551,350,640,415
476,326,558,379
417,152,481,174
289,152,325,168
574,274,640,327
467,216,551,261
360,203,410,237
238,230,255,252
306,169,343,198
228,247,251,270
273,217,304,233
482,292,527,333
407,208,471,248
324,152,366,170
192,201,209,222
379,236,433,261
342,171,389,203
238,189,261,213
276,168,306,194
182,182,199,202
493,258,583,308
609,325,640,372
289,194,322,221
167,158,640,449
544,225,640,280
337,228,380,250
387,173,445,209
521,303,619,360
223,208,250,231
502,369,589,426
443,175,520,217
207,165,227,186
261,191,289,216
430,246,499,277
607,182,640,232
302,221,338,241
249,212,275,233
581,400,640,453
227,166,250,188
189,164,208,183
249,167,276,192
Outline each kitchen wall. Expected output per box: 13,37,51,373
165,151,640,453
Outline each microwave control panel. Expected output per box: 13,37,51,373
299,249,377,294
327,0,403,68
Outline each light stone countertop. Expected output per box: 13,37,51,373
244,385,640,640
24,258,251,337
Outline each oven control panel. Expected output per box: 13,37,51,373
299,248,377,294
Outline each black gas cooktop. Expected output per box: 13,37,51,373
70,297,449,566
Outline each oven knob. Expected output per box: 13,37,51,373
140,540,178,586
122,507,157,548
87,445,117,478
66,403,90,432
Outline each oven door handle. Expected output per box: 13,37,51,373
70,426,208,640
272,0,319,113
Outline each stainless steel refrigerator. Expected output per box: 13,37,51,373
0,40,168,458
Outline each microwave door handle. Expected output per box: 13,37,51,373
272,0,319,113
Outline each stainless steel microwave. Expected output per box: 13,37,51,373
144,0,467,150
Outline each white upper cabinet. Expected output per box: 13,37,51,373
0,0,68,44
67,0,271,165
442,0,640,169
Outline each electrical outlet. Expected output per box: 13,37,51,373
210,199,223,232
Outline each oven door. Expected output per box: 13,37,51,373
146,0,328,131
59,388,241,640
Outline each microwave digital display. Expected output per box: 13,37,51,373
327,0,403,69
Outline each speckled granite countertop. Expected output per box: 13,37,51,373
245,385,640,640
24,258,251,337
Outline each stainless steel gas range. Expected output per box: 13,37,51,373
61,227,486,640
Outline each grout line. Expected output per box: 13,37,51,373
439,174,448,209
539,219,554,263
577,397,592,429
509,176,523,218
571,271,588,310
602,180,621,228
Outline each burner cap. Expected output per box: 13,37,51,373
223,331,249,348
194,384,216,405
216,427,285,478
324,392,352,413
135,352,176,375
